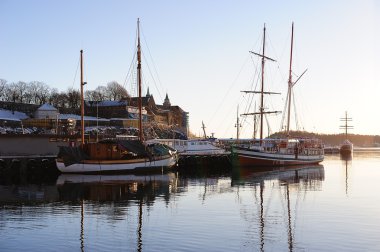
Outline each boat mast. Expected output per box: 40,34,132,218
137,18,143,141
241,24,279,145
202,121,207,139
259,25,266,143
235,106,241,141
286,22,294,137
340,111,353,140
80,50,85,146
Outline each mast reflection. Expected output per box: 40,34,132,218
340,153,352,196
232,164,325,251
56,172,179,251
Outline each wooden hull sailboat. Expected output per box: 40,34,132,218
56,19,178,174
233,23,324,167
56,140,178,173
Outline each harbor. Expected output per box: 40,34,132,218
1,151,380,251
1,1,380,251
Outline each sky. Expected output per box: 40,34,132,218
0,0,379,138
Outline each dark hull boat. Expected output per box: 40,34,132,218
56,19,177,173
233,23,324,167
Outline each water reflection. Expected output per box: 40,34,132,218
231,165,325,252
340,153,352,196
57,172,179,252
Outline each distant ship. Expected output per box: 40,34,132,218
339,112,353,155
232,23,324,166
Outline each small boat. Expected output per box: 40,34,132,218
339,112,353,155
56,19,178,173
147,138,230,158
232,23,324,167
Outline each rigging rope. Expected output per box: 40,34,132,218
71,54,80,90
142,52,163,102
141,28,164,102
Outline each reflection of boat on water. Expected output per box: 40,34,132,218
56,172,178,252
340,153,352,195
56,19,177,174
56,172,177,185
56,172,178,202
232,164,324,251
232,23,324,167
232,164,325,187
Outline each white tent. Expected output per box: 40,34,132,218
34,103,59,119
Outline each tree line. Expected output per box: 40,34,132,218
0,79,130,109
272,130,380,146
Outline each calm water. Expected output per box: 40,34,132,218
1,152,380,251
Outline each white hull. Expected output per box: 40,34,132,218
146,139,230,157
234,147,324,166
56,155,177,173
56,172,177,185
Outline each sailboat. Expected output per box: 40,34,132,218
339,111,353,155
232,23,324,166
56,19,178,173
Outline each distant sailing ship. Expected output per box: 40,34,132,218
232,23,324,166
339,111,353,155
56,19,178,173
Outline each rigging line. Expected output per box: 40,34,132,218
264,113,272,136
123,47,137,89
209,55,251,123
280,89,290,132
243,55,261,116
142,52,163,101
141,27,165,100
71,54,81,90
221,100,244,137
293,90,301,131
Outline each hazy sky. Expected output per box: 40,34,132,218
0,0,378,138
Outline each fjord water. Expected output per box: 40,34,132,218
1,151,380,251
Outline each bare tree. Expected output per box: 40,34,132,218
0,79,7,101
95,85,108,101
106,81,130,100
3,83,18,102
58,92,69,108
67,88,81,109
48,88,60,108
14,81,27,103
35,82,50,104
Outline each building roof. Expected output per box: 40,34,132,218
0,109,29,121
37,103,58,111
85,100,128,107
58,114,109,121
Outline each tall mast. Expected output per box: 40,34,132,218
235,106,241,141
253,102,257,139
241,24,279,145
80,50,85,146
259,24,266,143
340,111,353,140
137,18,143,141
202,121,207,139
286,22,294,137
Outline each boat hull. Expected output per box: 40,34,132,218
56,155,177,174
233,148,324,167
339,144,353,155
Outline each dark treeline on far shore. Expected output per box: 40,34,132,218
0,78,130,109
272,131,380,147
